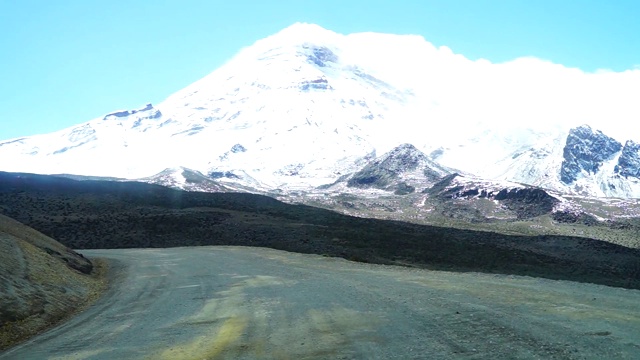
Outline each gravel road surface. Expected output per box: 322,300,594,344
2,246,639,359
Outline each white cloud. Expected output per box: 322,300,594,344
336,30,640,142
174,24,640,145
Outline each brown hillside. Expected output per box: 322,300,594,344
0,214,106,351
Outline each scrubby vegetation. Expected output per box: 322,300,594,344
1,171,639,290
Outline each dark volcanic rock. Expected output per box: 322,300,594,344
299,77,332,91
0,138,26,147
424,173,460,196
552,211,600,225
304,45,338,67
493,188,559,219
393,182,415,195
615,140,640,178
103,103,161,121
209,171,240,179
230,144,247,153
427,174,558,219
347,144,449,191
560,125,622,184
2,171,640,290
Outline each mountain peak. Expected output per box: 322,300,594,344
275,23,340,43
4,25,640,199
615,140,640,178
140,167,229,192
560,125,622,184
238,23,343,58
374,143,434,173
345,143,451,193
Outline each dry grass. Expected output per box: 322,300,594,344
0,214,108,351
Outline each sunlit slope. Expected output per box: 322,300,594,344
0,214,104,350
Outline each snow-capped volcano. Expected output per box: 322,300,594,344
1,23,416,187
1,23,640,198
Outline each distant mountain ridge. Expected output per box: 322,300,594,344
560,125,622,184
556,125,640,197
319,144,452,195
1,23,639,198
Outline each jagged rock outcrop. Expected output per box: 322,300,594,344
424,173,460,196
493,188,559,218
615,140,640,178
347,143,450,193
103,104,162,120
551,211,600,225
299,77,332,91
303,45,338,67
230,144,247,153
560,125,622,184
426,173,559,219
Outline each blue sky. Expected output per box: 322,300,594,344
1,0,639,139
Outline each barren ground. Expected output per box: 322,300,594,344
2,246,639,360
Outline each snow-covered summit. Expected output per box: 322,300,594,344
1,23,640,198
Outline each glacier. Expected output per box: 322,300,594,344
2,23,640,198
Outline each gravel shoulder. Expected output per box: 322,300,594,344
2,246,639,359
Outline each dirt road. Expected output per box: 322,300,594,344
2,246,639,359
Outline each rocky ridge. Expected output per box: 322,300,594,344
560,125,622,184
0,24,640,199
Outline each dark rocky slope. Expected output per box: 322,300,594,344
616,140,640,178
0,171,638,290
561,125,622,184
345,144,451,194
427,174,559,219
